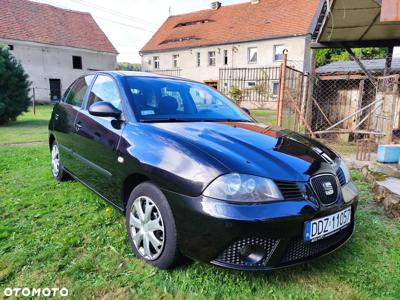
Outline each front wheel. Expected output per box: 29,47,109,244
126,182,181,269
50,142,69,181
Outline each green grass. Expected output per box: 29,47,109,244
0,105,53,145
250,110,277,125
0,146,399,299
0,105,399,299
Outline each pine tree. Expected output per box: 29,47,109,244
0,45,31,124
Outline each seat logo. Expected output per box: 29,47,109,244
322,182,334,195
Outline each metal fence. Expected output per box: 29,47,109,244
219,67,281,109
143,68,182,77
278,53,400,145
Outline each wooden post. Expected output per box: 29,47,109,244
305,49,316,134
276,51,287,127
384,46,394,76
32,87,36,115
381,0,400,22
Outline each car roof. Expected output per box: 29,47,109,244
90,70,195,83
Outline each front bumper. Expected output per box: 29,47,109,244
164,181,359,271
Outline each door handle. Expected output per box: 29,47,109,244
75,122,82,131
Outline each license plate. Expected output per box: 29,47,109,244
304,207,351,242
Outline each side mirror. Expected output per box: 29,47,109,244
241,107,251,116
88,101,121,118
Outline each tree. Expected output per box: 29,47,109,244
0,45,31,125
316,48,388,67
117,62,141,71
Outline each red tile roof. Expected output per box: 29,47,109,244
141,0,320,53
0,0,118,54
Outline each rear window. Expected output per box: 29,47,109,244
64,75,94,107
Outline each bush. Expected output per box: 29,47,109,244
0,45,31,125
229,86,243,105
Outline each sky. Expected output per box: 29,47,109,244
32,0,400,63
32,0,248,63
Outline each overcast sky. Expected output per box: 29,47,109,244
32,0,400,63
32,0,248,63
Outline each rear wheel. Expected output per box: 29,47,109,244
126,182,181,269
51,142,69,181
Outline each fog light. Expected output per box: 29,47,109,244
239,245,267,264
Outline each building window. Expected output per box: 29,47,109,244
8,45,14,51
274,45,285,61
172,54,179,68
196,52,201,67
247,81,256,87
72,56,82,69
153,56,160,69
208,51,216,66
223,50,228,65
272,81,280,95
248,47,257,64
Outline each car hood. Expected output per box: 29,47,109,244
151,122,339,182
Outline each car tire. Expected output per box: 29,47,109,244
50,141,69,181
126,182,181,269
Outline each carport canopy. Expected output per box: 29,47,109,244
311,0,400,48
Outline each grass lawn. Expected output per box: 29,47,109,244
0,106,399,299
250,110,277,125
0,105,53,145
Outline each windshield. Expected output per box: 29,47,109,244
125,76,252,123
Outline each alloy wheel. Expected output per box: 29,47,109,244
51,144,60,177
129,196,165,260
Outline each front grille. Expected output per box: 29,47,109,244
336,168,346,186
280,224,352,264
215,237,279,267
276,181,304,200
310,174,339,205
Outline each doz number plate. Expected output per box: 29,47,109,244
304,207,351,242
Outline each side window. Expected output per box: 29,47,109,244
64,75,93,107
87,75,122,110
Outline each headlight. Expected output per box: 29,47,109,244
203,173,283,202
339,160,351,183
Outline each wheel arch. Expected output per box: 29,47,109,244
122,173,151,210
49,134,55,151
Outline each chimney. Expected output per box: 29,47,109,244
251,0,259,4
211,1,222,10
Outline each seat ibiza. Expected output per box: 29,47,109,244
49,71,358,270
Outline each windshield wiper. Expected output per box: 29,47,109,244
140,118,195,123
140,118,254,123
208,119,253,123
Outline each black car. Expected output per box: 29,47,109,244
48,71,358,271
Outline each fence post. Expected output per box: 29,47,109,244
277,51,288,127
304,49,316,134
32,87,36,115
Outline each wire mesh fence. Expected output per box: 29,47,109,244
279,52,400,148
279,66,308,132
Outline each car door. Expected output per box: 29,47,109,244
53,75,94,174
72,74,124,201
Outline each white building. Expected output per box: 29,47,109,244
0,0,118,102
140,0,320,87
